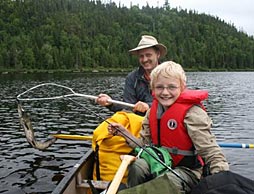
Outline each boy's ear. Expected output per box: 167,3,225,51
181,83,187,91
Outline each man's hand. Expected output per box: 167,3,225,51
96,93,112,106
133,101,149,113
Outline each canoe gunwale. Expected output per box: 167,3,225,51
51,149,94,194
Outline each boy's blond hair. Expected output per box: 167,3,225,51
150,61,186,91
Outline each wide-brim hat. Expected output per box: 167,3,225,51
129,35,167,57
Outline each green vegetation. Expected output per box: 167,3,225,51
0,0,254,73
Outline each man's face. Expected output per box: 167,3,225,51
137,47,160,73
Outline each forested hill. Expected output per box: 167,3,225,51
1,0,254,72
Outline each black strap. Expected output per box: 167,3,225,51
87,180,100,194
202,161,211,177
157,119,161,147
95,144,101,180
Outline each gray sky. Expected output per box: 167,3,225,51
111,0,254,36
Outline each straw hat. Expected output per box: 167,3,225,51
129,35,167,57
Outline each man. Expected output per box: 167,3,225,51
96,35,167,116
92,36,167,185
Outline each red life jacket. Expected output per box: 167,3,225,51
149,89,208,167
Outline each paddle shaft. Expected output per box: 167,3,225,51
106,155,136,194
52,134,93,140
53,134,254,149
218,143,254,148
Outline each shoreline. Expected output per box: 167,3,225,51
1,68,254,74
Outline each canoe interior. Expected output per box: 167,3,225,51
52,149,95,194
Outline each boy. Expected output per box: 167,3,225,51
108,61,229,193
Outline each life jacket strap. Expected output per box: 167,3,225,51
162,146,197,156
95,144,101,180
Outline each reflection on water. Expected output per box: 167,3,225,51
0,72,254,193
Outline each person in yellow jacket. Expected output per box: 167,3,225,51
92,111,144,183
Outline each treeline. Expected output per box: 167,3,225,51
0,0,254,72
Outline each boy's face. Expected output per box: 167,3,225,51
153,74,181,109
137,47,160,73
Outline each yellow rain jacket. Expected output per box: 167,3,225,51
92,111,144,183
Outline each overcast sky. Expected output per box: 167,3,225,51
110,0,254,36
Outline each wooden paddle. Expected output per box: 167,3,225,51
105,155,136,194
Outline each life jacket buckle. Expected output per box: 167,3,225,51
171,147,179,155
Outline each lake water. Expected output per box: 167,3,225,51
0,72,254,193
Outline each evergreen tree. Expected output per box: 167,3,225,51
0,0,253,72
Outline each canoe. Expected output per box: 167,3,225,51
51,147,254,194
51,148,180,194
51,148,177,194
51,149,110,194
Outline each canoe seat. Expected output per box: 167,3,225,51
77,179,110,190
